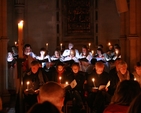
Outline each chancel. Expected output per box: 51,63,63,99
0,0,141,113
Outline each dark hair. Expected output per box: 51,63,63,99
136,62,141,67
31,60,40,66
23,44,32,50
111,80,141,106
71,62,80,68
127,93,141,113
27,101,60,113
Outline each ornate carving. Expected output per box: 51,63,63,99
66,0,91,34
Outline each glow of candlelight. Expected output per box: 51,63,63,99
46,43,48,50
91,50,94,56
92,78,96,87
88,43,91,48
134,78,136,81
26,81,30,89
59,76,62,84
60,43,62,50
65,81,68,85
115,50,119,54
15,41,17,45
108,42,111,46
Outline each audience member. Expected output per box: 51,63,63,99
37,81,65,112
23,60,48,110
104,80,141,113
127,93,141,113
27,101,60,113
132,62,141,86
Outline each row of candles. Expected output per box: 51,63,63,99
26,77,96,90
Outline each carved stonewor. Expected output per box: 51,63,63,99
66,0,91,34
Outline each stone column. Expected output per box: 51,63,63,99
0,0,10,103
127,0,139,71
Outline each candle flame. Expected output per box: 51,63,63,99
108,42,111,46
92,78,95,82
60,43,62,46
134,78,136,81
59,76,62,80
65,81,68,85
15,41,17,45
88,43,91,46
18,20,24,27
27,81,30,85
46,43,48,46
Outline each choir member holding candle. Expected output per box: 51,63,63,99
23,60,48,111
51,62,71,84
64,62,87,113
86,61,110,113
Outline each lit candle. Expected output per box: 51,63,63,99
26,81,30,90
91,50,94,56
15,41,17,46
60,43,63,50
108,42,111,46
18,20,24,58
88,43,91,49
134,78,136,81
115,50,119,55
65,81,68,85
92,78,96,87
59,76,62,84
46,43,48,50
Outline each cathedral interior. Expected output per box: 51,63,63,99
0,0,141,112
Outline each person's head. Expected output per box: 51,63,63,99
134,62,141,76
71,63,80,74
27,101,60,113
81,45,88,56
30,60,40,74
111,80,141,106
68,43,74,49
95,61,105,74
118,60,128,74
39,48,46,56
54,49,61,58
23,44,32,55
37,82,65,111
96,48,103,55
127,93,141,113
70,48,76,57
56,62,65,72
114,58,122,71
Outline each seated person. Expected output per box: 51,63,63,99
36,47,51,68
62,43,79,58
117,60,134,82
51,49,62,61
65,63,87,113
37,81,65,113
62,48,79,63
127,92,141,113
22,44,36,72
132,62,141,86
23,60,48,110
87,61,110,113
27,101,60,113
79,45,93,72
51,62,71,84
104,80,141,113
